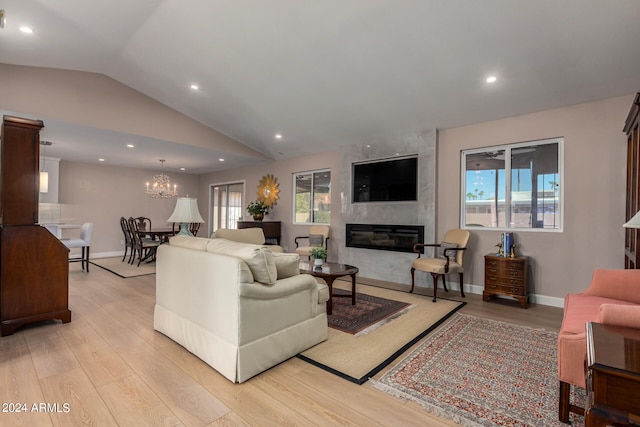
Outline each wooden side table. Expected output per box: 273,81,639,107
299,262,358,315
483,254,528,308
585,322,640,426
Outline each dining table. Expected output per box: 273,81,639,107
138,227,176,243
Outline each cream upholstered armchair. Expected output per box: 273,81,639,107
294,225,330,259
410,229,470,302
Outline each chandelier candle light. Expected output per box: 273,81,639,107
145,159,177,198
167,197,205,236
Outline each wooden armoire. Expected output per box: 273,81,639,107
0,115,71,336
624,93,640,268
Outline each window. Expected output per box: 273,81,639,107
293,170,331,224
461,138,562,231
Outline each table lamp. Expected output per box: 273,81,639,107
623,211,640,228
167,197,204,236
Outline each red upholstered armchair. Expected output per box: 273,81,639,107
558,269,640,423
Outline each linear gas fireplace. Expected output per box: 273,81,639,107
346,223,424,253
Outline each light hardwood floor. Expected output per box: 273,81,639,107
0,263,563,426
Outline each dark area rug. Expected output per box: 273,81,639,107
373,313,586,426
328,289,412,335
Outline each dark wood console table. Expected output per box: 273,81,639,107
237,221,281,245
585,322,640,427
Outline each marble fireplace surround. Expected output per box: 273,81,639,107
338,129,437,286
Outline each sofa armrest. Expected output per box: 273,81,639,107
596,304,640,329
583,269,640,304
239,273,318,300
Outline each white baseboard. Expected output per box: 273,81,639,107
462,284,564,308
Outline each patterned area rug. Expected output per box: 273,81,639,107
373,313,585,427
329,289,413,336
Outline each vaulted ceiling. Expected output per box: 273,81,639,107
1,0,639,173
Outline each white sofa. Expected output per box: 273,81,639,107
154,235,329,383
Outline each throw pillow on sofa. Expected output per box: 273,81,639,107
273,252,300,279
206,238,277,285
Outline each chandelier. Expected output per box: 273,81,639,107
145,159,177,198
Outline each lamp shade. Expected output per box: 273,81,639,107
167,197,204,223
624,211,640,228
39,171,49,193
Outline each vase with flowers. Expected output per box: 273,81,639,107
247,200,269,221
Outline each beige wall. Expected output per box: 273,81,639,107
197,150,342,257
57,94,634,306
4,61,633,304
58,161,199,256
438,94,633,302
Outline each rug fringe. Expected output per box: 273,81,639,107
370,379,484,427
354,304,416,337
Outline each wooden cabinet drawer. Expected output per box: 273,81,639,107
484,282,525,296
485,275,525,287
485,267,525,279
483,254,528,308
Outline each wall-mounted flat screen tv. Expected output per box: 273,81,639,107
352,156,418,202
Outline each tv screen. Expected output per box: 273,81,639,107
352,156,418,202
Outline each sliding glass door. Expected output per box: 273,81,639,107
210,182,244,235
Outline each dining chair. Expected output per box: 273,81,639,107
135,216,152,237
62,222,94,272
189,222,201,236
120,217,134,262
128,217,160,266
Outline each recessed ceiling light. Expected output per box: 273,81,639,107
19,26,33,34
180,167,186,171
219,158,225,162
126,144,134,148
486,76,497,84
98,158,105,162
190,84,199,90
275,134,282,140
